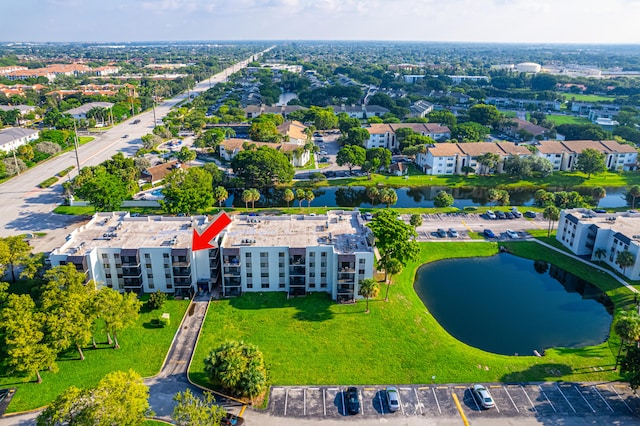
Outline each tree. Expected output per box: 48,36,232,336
428,110,457,127
369,210,419,283
621,346,640,390
409,213,423,229
365,147,392,170
94,288,142,349
37,369,151,426
304,190,315,208
629,185,640,209
382,258,402,302
231,146,294,188
336,145,366,173
147,290,167,311
175,146,197,164
543,205,560,237
452,122,490,142
468,104,501,127
161,168,214,214
172,389,226,426
248,188,260,209
503,156,532,179
204,340,269,398
241,189,252,209
0,235,33,281
476,152,500,175
358,278,379,313
616,250,635,276
282,188,294,208
2,294,58,383
433,190,454,208
379,188,398,208
366,186,379,205
575,148,606,178
614,310,640,369
74,168,129,212
40,264,96,360
461,165,475,176
212,186,229,208
594,248,607,261
295,189,306,208
592,187,606,207
343,127,370,146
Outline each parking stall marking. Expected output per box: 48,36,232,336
284,388,289,416
608,385,635,415
591,386,614,413
520,385,537,413
304,387,323,418
538,385,557,413
433,387,442,414
285,388,305,417
303,388,306,416
414,388,424,415
340,389,345,416
415,386,441,416
467,388,481,412
573,385,596,413
503,386,519,413
556,385,577,413
270,387,287,416
323,388,326,416
323,387,342,417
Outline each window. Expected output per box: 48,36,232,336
247,283,253,289
247,272,252,278
261,283,269,289
320,282,327,288
163,253,169,259
246,252,252,258
279,282,285,288
309,262,315,268
147,273,153,278
279,272,285,278
114,253,120,259
359,269,365,275
309,252,315,257
103,263,110,269
149,282,155,289
144,253,150,259
146,263,152,269
165,273,171,279
309,272,315,278
309,282,316,288
261,272,269,278
320,272,326,278
105,273,112,279
167,284,173,289
260,252,268,258
101,253,108,260
359,259,365,264
117,274,123,279
321,252,326,258
279,252,285,258
260,262,268,268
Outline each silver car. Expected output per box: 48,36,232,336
386,386,400,412
472,384,495,409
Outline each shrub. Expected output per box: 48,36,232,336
35,141,62,156
39,176,59,188
147,290,167,310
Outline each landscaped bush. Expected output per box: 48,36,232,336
39,176,59,188
57,166,75,177
147,290,167,310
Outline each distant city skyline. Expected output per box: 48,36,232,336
4,0,640,44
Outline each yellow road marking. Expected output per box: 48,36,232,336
451,393,470,426
239,405,247,416
461,220,473,232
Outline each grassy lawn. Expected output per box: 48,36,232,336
546,115,592,126
190,242,631,389
0,299,190,413
560,93,617,102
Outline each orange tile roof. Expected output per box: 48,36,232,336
427,143,463,157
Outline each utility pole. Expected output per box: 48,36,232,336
12,149,20,175
73,120,81,172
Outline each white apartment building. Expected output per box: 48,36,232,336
535,140,637,172
0,127,39,153
556,209,640,280
364,123,451,151
49,211,375,302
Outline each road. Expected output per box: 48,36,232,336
0,47,273,252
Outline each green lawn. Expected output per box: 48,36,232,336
560,93,617,102
1,299,190,413
546,115,592,126
190,242,632,389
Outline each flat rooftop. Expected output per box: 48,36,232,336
52,212,206,257
566,209,640,240
222,211,372,254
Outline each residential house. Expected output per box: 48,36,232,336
65,102,114,121
140,160,184,185
0,127,39,153
409,100,434,118
328,105,390,119
243,104,307,119
535,140,637,172
501,118,553,141
556,209,640,280
277,120,308,144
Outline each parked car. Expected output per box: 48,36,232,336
132,119,141,124
448,228,458,238
485,210,496,220
313,132,321,137
345,387,360,414
472,384,495,409
496,210,506,219
505,211,514,219
363,212,373,221
512,209,522,218
594,209,607,214
524,211,537,218
386,386,400,412
319,151,328,155
122,134,129,138
437,228,447,238
483,229,496,239
221,413,245,426
506,229,518,239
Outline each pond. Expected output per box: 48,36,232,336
414,254,613,355
224,186,630,209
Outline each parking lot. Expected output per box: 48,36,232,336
268,383,640,421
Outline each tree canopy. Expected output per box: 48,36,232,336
368,209,419,282
575,148,607,178
231,146,295,188
161,167,215,214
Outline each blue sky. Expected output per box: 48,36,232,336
4,0,640,43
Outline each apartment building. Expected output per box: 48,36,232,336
220,211,374,302
364,123,451,151
556,209,640,280
415,142,531,175
535,140,637,172
49,211,375,302
219,138,310,167
0,127,39,153
328,105,390,119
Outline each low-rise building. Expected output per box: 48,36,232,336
535,140,637,172
500,118,553,141
243,104,306,119
328,105,390,119
363,123,451,151
408,100,434,118
49,211,375,302
219,138,310,167
0,127,39,153
140,160,184,185
65,102,114,121
556,209,640,280
277,120,308,144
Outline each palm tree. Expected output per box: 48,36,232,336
379,188,398,208
543,205,560,237
366,186,379,205
383,258,403,301
359,278,379,314
282,189,294,208
249,188,260,210
630,185,640,209
616,250,635,276
594,248,607,262
295,189,305,208
304,190,315,208
614,310,640,369
212,186,228,208
241,189,252,209
592,186,606,208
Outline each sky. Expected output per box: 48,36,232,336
3,0,640,44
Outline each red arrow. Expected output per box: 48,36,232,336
192,212,232,251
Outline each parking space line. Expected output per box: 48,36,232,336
284,389,289,416
414,388,424,415
520,386,537,413
469,388,481,411
574,385,595,413
303,388,306,416
433,387,442,414
591,386,614,413
556,385,576,413
323,388,326,416
341,389,345,416
538,386,556,412
398,389,405,415
378,392,385,415
503,386,519,413
609,385,634,414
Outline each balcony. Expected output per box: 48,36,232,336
123,277,143,287
223,257,241,267
223,267,241,276
289,256,305,266
174,278,192,287
289,266,306,276
172,267,192,277
289,277,305,286
209,248,219,259
122,266,142,277
172,260,191,267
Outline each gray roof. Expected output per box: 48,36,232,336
65,102,114,116
0,105,35,114
0,127,39,147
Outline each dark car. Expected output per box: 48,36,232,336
345,387,360,415
595,209,607,214
484,229,496,239
496,210,506,219
437,228,447,238
221,413,245,426
505,211,514,219
524,211,537,218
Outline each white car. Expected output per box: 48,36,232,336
506,229,518,239
386,387,400,412
472,384,495,409
486,210,497,220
